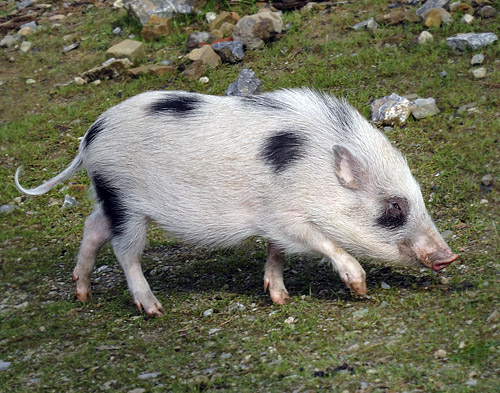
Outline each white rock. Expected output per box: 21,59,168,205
471,67,487,79
203,308,213,317
20,41,32,53
418,31,433,44
205,12,217,23
284,316,296,324
462,14,474,24
26,78,36,84
74,76,86,85
471,54,484,65
199,76,209,83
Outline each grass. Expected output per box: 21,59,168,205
1,1,499,392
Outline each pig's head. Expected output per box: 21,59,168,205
297,93,458,272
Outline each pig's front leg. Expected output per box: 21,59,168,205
264,241,290,304
295,223,367,295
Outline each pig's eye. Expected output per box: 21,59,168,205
376,197,409,230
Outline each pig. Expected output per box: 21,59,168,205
15,88,457,316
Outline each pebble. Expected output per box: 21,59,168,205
199,76,209,84
26,78,36,84
205,12,217,23
434,349,447,359
418,31,433,44
203,308,213,317
462,14,474,24
486,309,499,324
439,276,450,285
440,230,453,240
412,97,440,119
137,371,160,379
446,32,498,50
370,93,415,125
471,67,487,79
352,17,379,31
464,378,477,386
18,26,34,37
127,389,146,393
112,27,122,35
481,174,493,186
381,282,390,290
284,316,296,324
0,204,17,214
471,54,484,65
19,41,33,53
0,360,11,371
74,77,86,85
225,67,262,97
0,35,16,48
62,194,78,209
220,352,232,359
346,343,360,352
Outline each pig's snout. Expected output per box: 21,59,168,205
399,226,458,271
430,250,458,271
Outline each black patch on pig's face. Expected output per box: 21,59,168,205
149,94,200,116
242,96,287,111
92,174,128,236
376,197,409,230
261,132,307,173
83,118,106,149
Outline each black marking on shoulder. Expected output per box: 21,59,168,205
92,174,128,237
376,197,409,230
242,95,287,111
260,131,307,173
149,94,200,116
83,118,106,149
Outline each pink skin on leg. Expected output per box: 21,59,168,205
73,207,112,302
264,242,290,305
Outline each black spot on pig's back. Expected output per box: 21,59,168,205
83,118,106,149
149,94,201,116
92,174,128,236
260,131,307,173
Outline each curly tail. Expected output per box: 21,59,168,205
15,152,84,196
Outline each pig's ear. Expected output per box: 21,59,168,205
332,145,364,190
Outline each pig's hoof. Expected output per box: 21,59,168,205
134,292,165,317
269,289,290,305
73,273,91,302
349,280,367,295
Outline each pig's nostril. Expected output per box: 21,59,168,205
432,253,458,271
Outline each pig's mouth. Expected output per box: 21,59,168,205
431,254,458,271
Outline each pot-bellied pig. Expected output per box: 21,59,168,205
15,88,457,316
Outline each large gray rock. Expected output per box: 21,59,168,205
415,0,449,18
232,9,283,49
122,0,205,25
370,93,415,125
446,32,498,50
225,68,262,96
212,41,244,63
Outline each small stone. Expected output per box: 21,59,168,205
186,45,221,67
199,76,209,83
479,199,488,205
481,174,493,186
440,230,453,240
471,54,484,65
439,276,450,285
74,77,86,85
381,282,391,290
182,60,204,80
449,2,473,13
128,64,176,77
478,6,496,19
17,0,34,10
424,9,442,28
19,41,32,53
208,328,221,335
18,26,34,37
138,371,160,379
219,22,235,37
284,316,296,324
457,102,477,114
465,378,477,386
127,389,146,393
0,35,16,48
208,11,236,31
412,97,440,119
81,58,133,82
93,80,101,86
352,17,379,31
0,361,11,371
141,15,172,42
26,78,36,84
0,204,17,214
439,70,447,77
106,39,145,66
434,349,447,359
232,9,283,49
212,40,245,63
220,352,232,359
462,14,474,24
203,308,213,317
48,14,66,22
486,309,499,324
225,67,262,96
112,27,122,35
418,31,433,44
205,11,217,24
346,343,360,352
471,67,487,79
186,32,213,49
62,194,77,209
62,42,80,53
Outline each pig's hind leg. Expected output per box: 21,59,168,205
73,205,112,302
264,242,290,305
111,218,165,317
